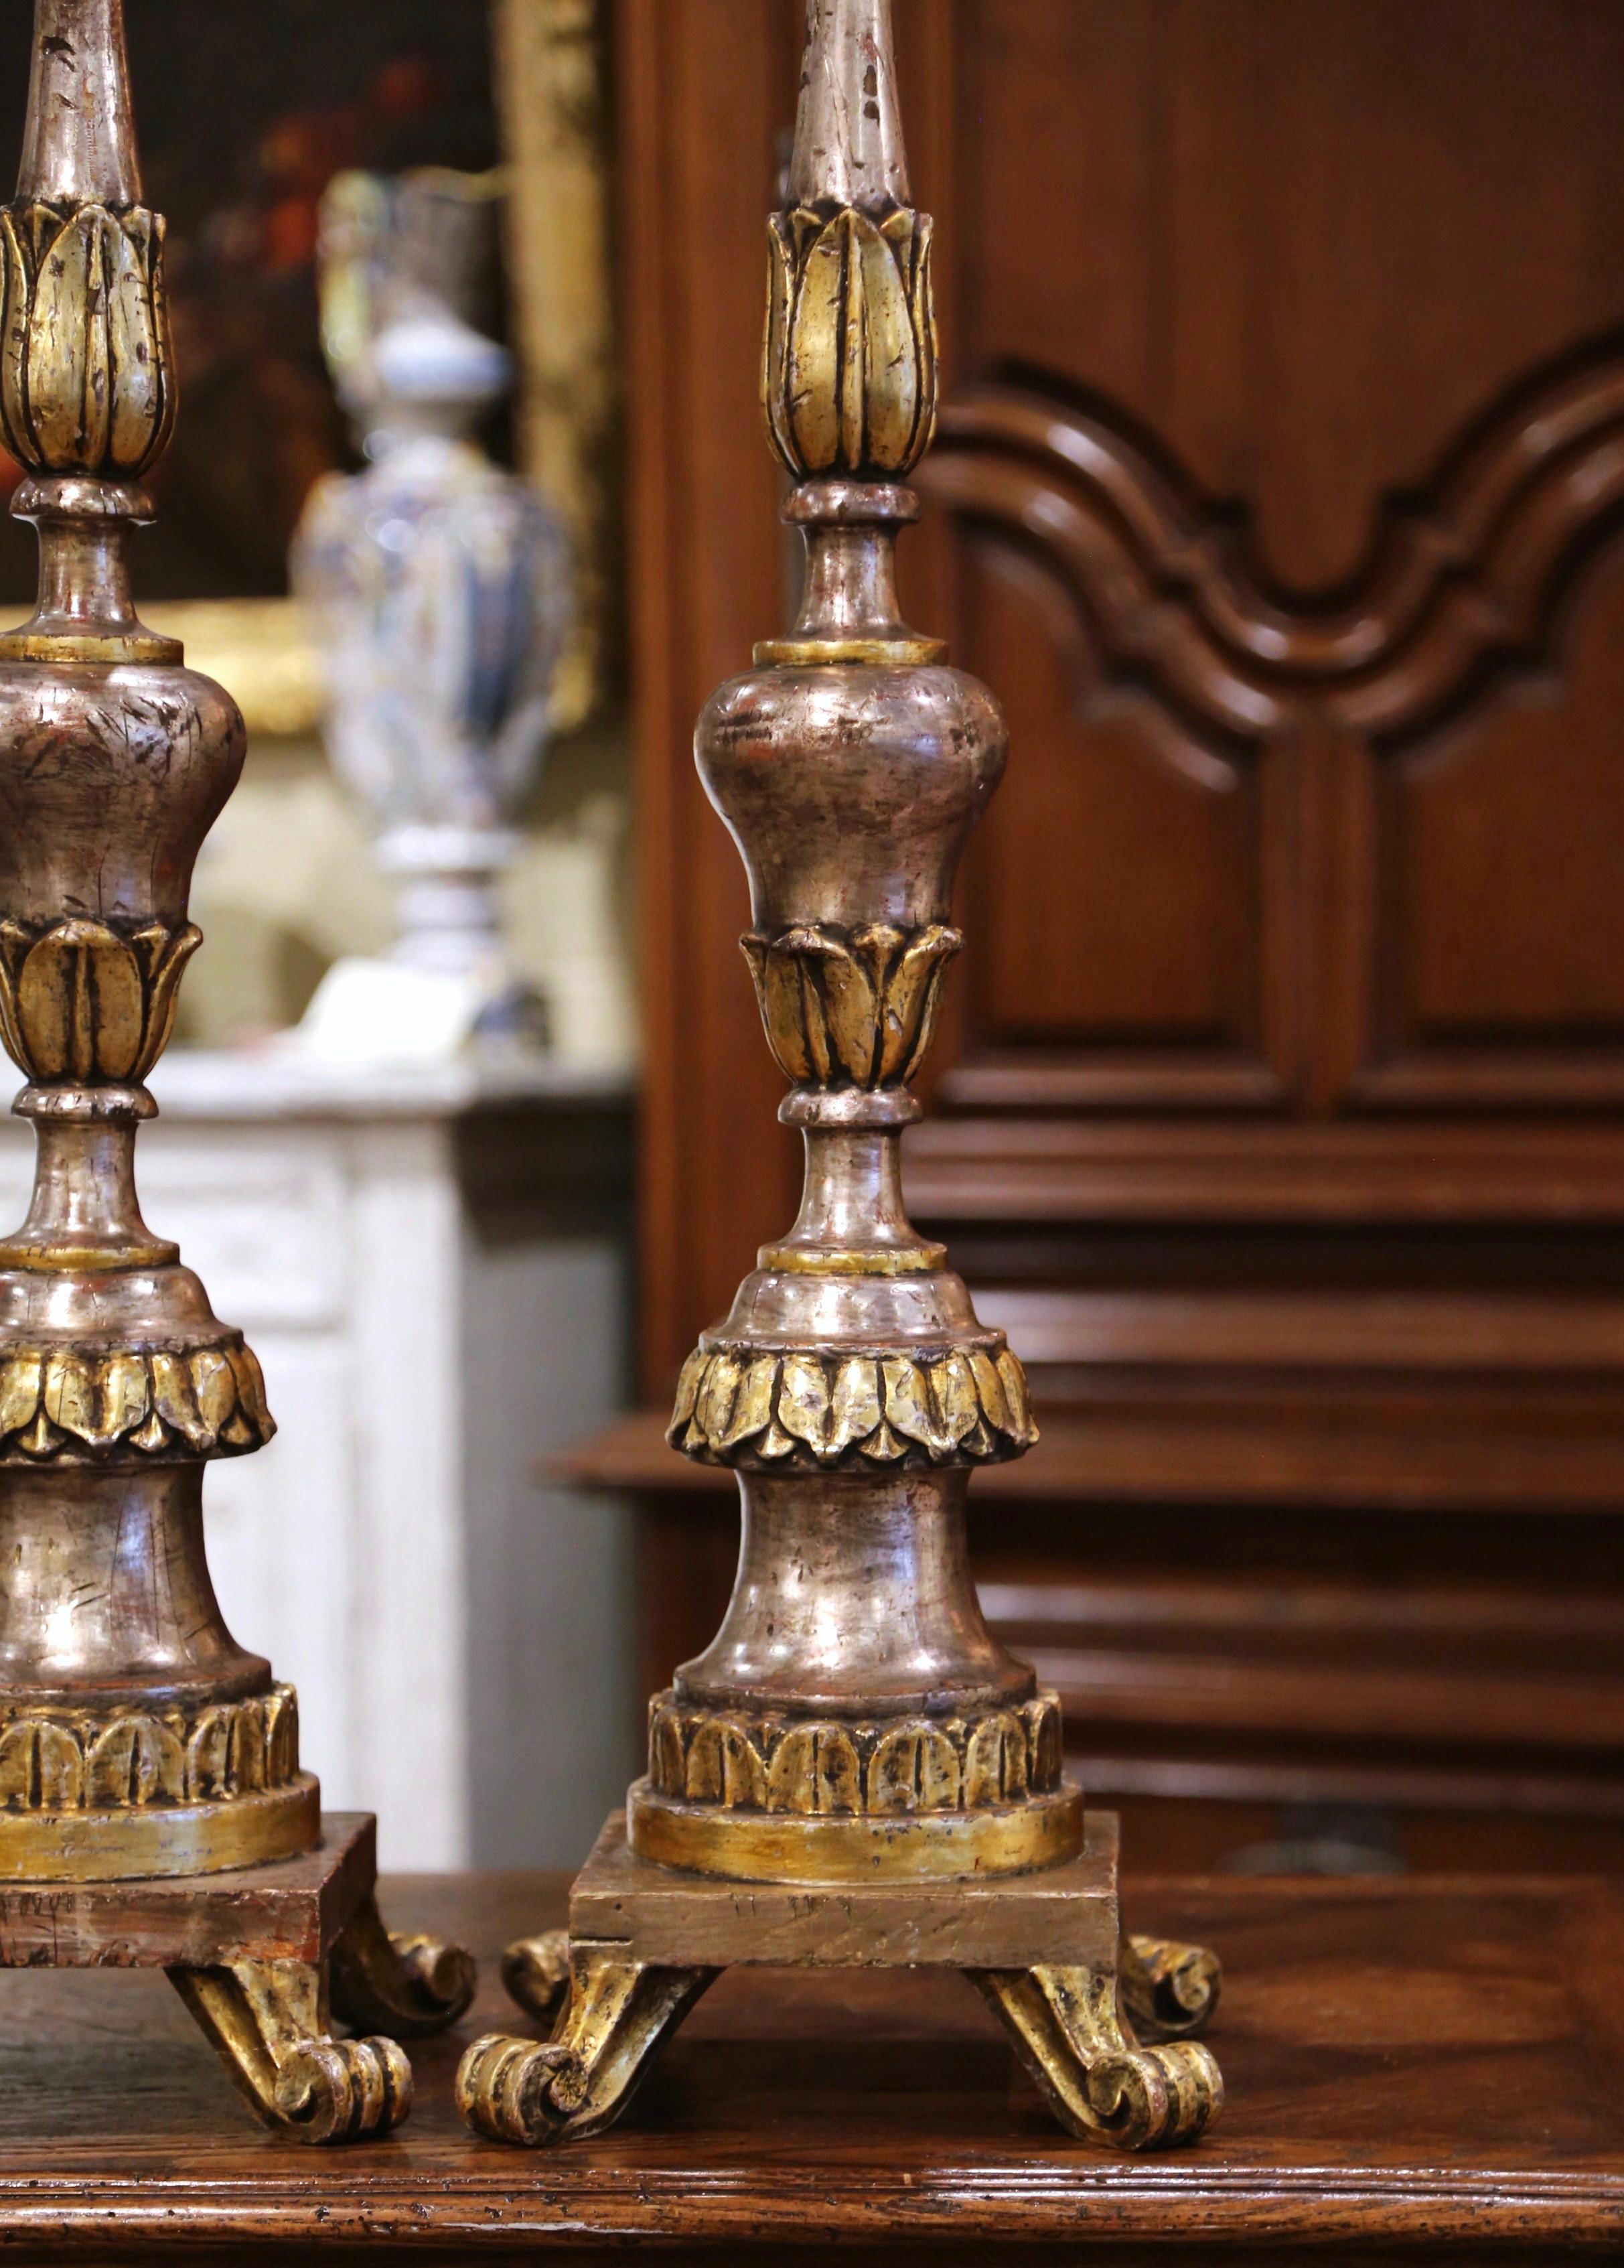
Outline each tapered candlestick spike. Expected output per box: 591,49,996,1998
766,0,934,483
788,0,910,210
18,0,140,205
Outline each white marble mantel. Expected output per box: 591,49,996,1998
0,1049,638,1872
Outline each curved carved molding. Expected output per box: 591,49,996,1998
669,1341,1037,1469
0,1336,274,1462
0,1683,299,1811
648,1689,1063,1817
919,344,1624,740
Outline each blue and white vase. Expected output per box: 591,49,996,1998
293,169,570,1042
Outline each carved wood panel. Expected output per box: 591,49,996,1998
897,0,1624,1125
921,348,1624,1113
956,537,1275,1094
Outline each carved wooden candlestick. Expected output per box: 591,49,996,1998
0,0,474,2140
459,0,1223,2151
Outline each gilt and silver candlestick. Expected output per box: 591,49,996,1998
294,167,569,1049
457,0,1223,2151
0,0,473,2138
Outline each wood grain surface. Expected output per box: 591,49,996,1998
0,1811,375,1969
0,1867,1619,2261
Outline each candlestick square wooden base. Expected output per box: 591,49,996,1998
0,1813,476,2144
457,1806,1223,2152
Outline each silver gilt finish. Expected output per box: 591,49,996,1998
458,0,1223,2151
0,0,475,2138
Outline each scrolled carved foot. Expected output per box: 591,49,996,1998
456,2031,579,2145
457,1934,715,2145
500,1928,571,2025
1120,1931,1222,2042
169,1958,413,2143
271,2032,412,2143
968,1961,1222,2151
328,1892,477,2038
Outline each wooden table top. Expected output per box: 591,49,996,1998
1,1867,1621,2261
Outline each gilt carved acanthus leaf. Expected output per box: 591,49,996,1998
918,346,1624,741
741,922,961,1090
765,203,937,483
670,1340,1037,1470
648,1689,1064,1817
0,1684,299,1812
0,201,175,482
0,1337,274,1462
0,918,200,1086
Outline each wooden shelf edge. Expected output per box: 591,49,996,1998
548,1407,1624,1512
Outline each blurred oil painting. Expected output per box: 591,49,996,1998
0,0,504,604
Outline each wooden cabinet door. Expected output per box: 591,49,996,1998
619,0,1624,1865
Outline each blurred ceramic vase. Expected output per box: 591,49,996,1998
292,168,569,1052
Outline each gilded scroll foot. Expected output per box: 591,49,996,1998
169,1957,412,2143
968,1950,1223,2150
457,1819,1220,2151
1120,1930,1222,2042
500,1927,573,2024
455,1935,715,2145
328,1892,478,2038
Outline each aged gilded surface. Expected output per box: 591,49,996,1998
0,0,473,2137
740,921,962,1090
461,1812,1222,2147
0,1683,301,1811
646,1687,1065,1812
0,200,173,481
969,1963,1223,2151
669,1342,1037,1467
644,0,1051,1877
460,0,1221,2151
0,0,300,1885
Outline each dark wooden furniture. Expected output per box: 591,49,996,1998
602,0,1624,1872
3,1866,1621,2260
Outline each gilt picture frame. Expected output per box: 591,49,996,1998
141,0,613,738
